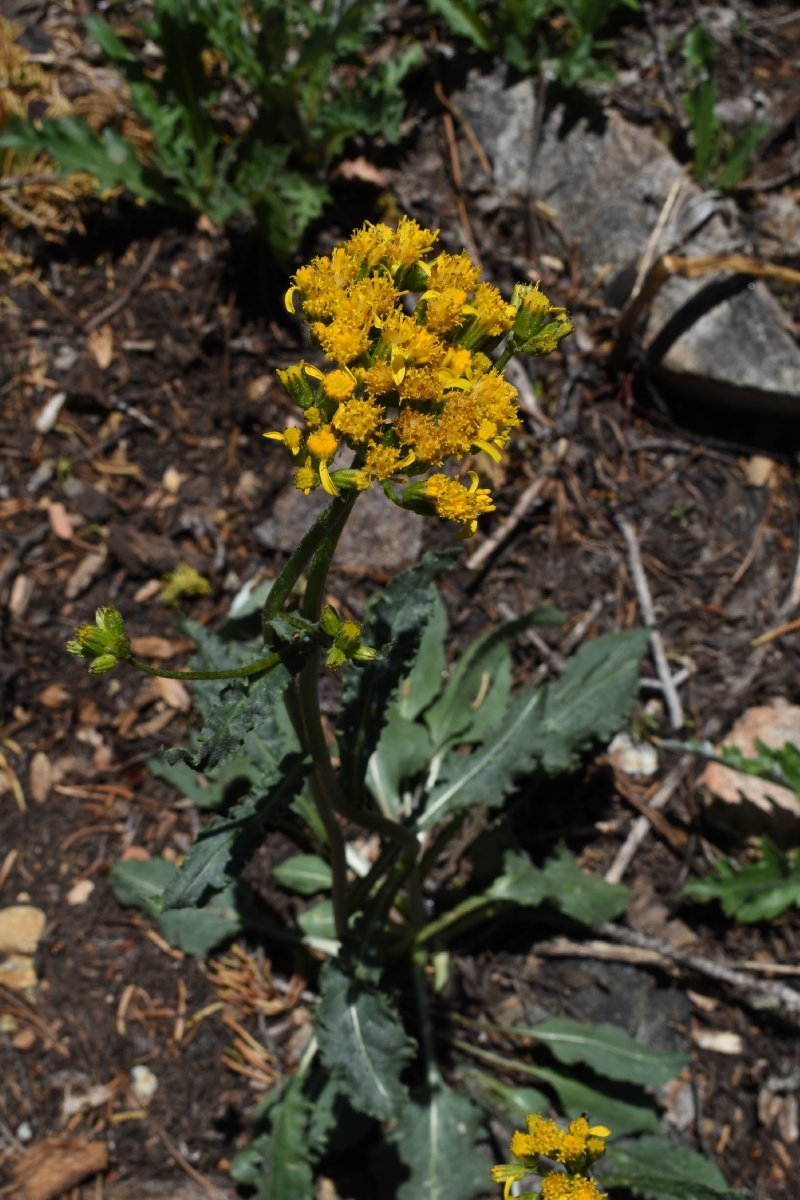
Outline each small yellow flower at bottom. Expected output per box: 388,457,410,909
541,1173,607,1200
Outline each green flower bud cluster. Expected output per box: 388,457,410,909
66,607,130,674
319,606,378,671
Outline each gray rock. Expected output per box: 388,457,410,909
456,72,800,415
254,484,423,571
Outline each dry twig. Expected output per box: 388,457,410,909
617,515,684,730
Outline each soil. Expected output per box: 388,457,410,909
2,3,800,1199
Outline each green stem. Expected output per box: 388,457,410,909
121,651,284,681
413,950,442,1088
262,494,357,637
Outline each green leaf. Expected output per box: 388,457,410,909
487,849,549,905
462,1072,550,1126
84,13,139,63
602,1134,746,1199
425,607,562,756
535,628,650,774
272,854,333,895
418,685,546,829
425,0,494,50
316,958,415,1121
158,881,245,956
540,842,630,927
109,857,177,917
160,752,309,909
254,1070,316,1200
418,630,647,830
523,1017,687,1086
386,1083,488,1200
109,858,246,956
715,122,771,190
297,899,338,953
366,708,433,819
394,589,448,721
181,634,316,774
525,1065,661,1137
338,551,459,805
680,837,800,923
0,116,172,205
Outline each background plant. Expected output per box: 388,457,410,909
0,1,419,258
680,740,800,923
681,24,771,190
426,0,641,87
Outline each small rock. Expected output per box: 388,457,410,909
66,879,95,906
0,905,46,955
608,732,659,778
130,1064,159,1102
255,485,422,570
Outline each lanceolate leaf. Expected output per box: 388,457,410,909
424,607,563,754
602,1135,746,1199
316,959,415,1121
540,842,629,927
161,752,309,909
535,628,650,774
417,685,546,829
521,1017,687,1086
387,1083,488,1200
338,551,458,804
418,630,647,830
523,1065,661,1138
256,1071,316,1200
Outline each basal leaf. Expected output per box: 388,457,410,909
255,1070,316,1200
540,842,629,927
161,752,308,909
109,857,177,917
525,1065,661,1138
418,630,645,830
487,849,549,906
366,708,433,819
417,685,546,829
536,628,649,774
338,550,458,805
158,881,245,956
524,1017,687,1086
387,1083,488,1200
461,1071,549,1126
316,959,415,1121
272,854,333,895
602,1134,746,1199
394,589,447,721
425,607,562,755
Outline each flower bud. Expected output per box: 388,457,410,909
66,606,130,672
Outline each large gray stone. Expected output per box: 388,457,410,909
456,72,800,415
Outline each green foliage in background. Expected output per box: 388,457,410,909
679,740,800,924
426,0,641,86
681,25,770,190
0,0,419,257
681,836,800,924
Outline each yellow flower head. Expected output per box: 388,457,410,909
267,217,571,536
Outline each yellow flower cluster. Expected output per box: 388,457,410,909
267,216,572,537
490,1114,610,1200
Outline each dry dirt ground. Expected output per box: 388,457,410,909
2,3,800,1199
